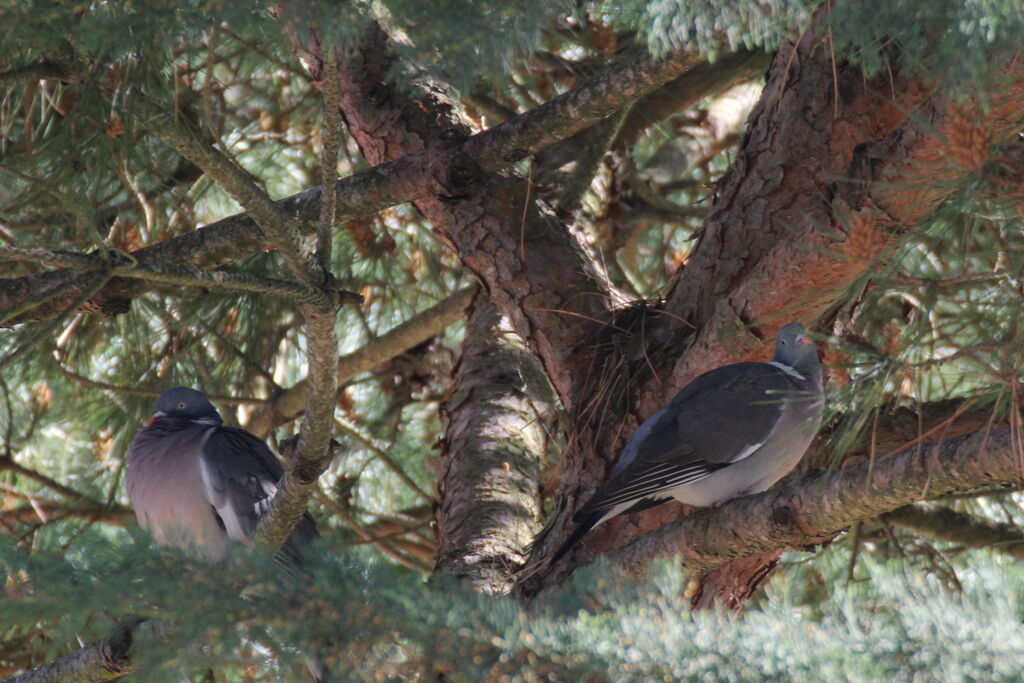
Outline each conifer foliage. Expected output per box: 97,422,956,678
2,0,1024,678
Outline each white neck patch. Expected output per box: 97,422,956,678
769,361,806,380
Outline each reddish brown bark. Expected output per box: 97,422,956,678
293,18,1024,607
299,29,613,408
525,25,1024,600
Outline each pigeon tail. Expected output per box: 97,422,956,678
549,511,606,565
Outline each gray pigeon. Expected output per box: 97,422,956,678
551,322,823,563
126,386,318,563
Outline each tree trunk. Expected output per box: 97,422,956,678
432,293,556,593
291,14,1024,607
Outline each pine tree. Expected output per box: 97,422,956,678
2,0,1024,679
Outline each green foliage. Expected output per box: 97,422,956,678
827,0,1024,88
0,0,574,99
620,0,1024,92
3,0,1024,678
4,534,1024,680
378,0,576,93
635,0,816,58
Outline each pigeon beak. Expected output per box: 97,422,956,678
149,410,167,425
795,333,811,345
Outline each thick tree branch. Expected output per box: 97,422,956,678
661,43,1024,376
2,42,700,327
433,294,554,594
308,26,620,408
535,49,768,179
457,48,703,171
616,50,770,146
0,244,361,308
605,425,1023,581
245,284,477,437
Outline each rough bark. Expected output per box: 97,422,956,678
297,29,703,598
288,16,1024,606
301,27,614,409
525,17,1024,600
608,425,1024,579
432,294,555,593
10,622,143,683
1,40,698,328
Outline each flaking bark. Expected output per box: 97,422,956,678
528,11,1024,600
433,294,555,593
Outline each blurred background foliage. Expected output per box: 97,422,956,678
2,0,1024,677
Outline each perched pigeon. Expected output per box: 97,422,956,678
126,386,318,563
551,322,823,563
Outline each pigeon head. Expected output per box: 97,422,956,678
773,322,820,375
152,386,222,423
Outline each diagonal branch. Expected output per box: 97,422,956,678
128,94,325,286
246,285,477,437
457,48,704,171
0,455,113,509
2,42,702,327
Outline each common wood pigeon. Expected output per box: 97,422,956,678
551,322,823,563
126,387,318,563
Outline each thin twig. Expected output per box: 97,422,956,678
0,271,110,371
314,489,431,572
51,360,268,405
0,454,109,507
245,285,476,436
335,417,433,504
0,244,362,306
128,92,324,286
317,45,341,274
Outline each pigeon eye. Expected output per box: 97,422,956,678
177,401,186,409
